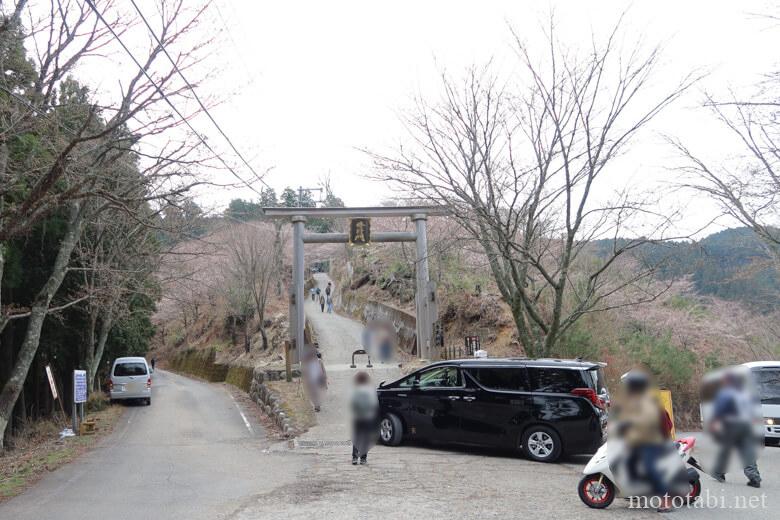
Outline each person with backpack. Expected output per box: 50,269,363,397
325,282,332,298
711,371,761,487
350,371,379,465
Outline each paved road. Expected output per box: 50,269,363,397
6,273,778,518
298,273,401,446
0,370,308,520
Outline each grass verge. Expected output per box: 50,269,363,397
0,401,124,503
266,379,316,434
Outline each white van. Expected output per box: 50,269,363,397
109,357,152,405
700,361,780,445
743,361,780,444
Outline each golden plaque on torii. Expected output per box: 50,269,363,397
349,218,371,245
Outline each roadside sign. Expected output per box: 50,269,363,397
73,370,87,403
349,218,371,245
46,365,58,400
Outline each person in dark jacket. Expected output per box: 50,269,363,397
350,371,379,465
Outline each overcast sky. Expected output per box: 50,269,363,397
73,0,779,233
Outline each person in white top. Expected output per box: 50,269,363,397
304,349,327,412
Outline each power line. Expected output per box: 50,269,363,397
83,0,266,197
127,0,271,192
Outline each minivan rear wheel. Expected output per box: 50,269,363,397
521,425,562,462
379,414,403,446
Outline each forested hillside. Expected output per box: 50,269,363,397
0,2,213,449
594,228,780,312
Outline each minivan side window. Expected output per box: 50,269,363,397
417,366,461,388
114,362,148,377
467,367,529,391
528,367,585,393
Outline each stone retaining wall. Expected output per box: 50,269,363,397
342,297,417,355
248,367,301,437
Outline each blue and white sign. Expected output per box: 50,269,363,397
73,370,87,403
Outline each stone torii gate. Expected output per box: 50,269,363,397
262,206,449,362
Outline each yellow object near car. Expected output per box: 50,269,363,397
655,388,676,439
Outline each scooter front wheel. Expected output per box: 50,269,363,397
578,474,616,509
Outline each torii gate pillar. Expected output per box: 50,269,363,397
291,215,306,362
412,214,433,359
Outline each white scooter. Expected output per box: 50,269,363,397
578,436,702,509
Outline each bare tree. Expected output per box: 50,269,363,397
371,17,696,357
77,209,162,391
672,93,780,270
0,0,219,448
223,222,278,352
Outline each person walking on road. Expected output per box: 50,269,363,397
319,293,326,312
150,357,156,371
711,371,762,488
304,349,327,412
326,294,334,314
310,287,316,301
325,282,332,298
350,371,379,465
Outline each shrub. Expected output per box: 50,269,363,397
623,331,697,392
553,323,602,361
87,391,110,412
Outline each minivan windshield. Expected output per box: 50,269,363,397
114,362,148,377
752,368,780,404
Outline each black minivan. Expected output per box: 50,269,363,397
376,358,608,462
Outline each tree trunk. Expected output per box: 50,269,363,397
230,315,237,345
0,202,84,449
244,316,250,354
259,325,268,351
273,221,283,297
84,308,98,388
88,310,113,393
0,142,8,336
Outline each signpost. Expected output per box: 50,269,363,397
74,370,87,403
45,365,58,400
73,370,87,434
